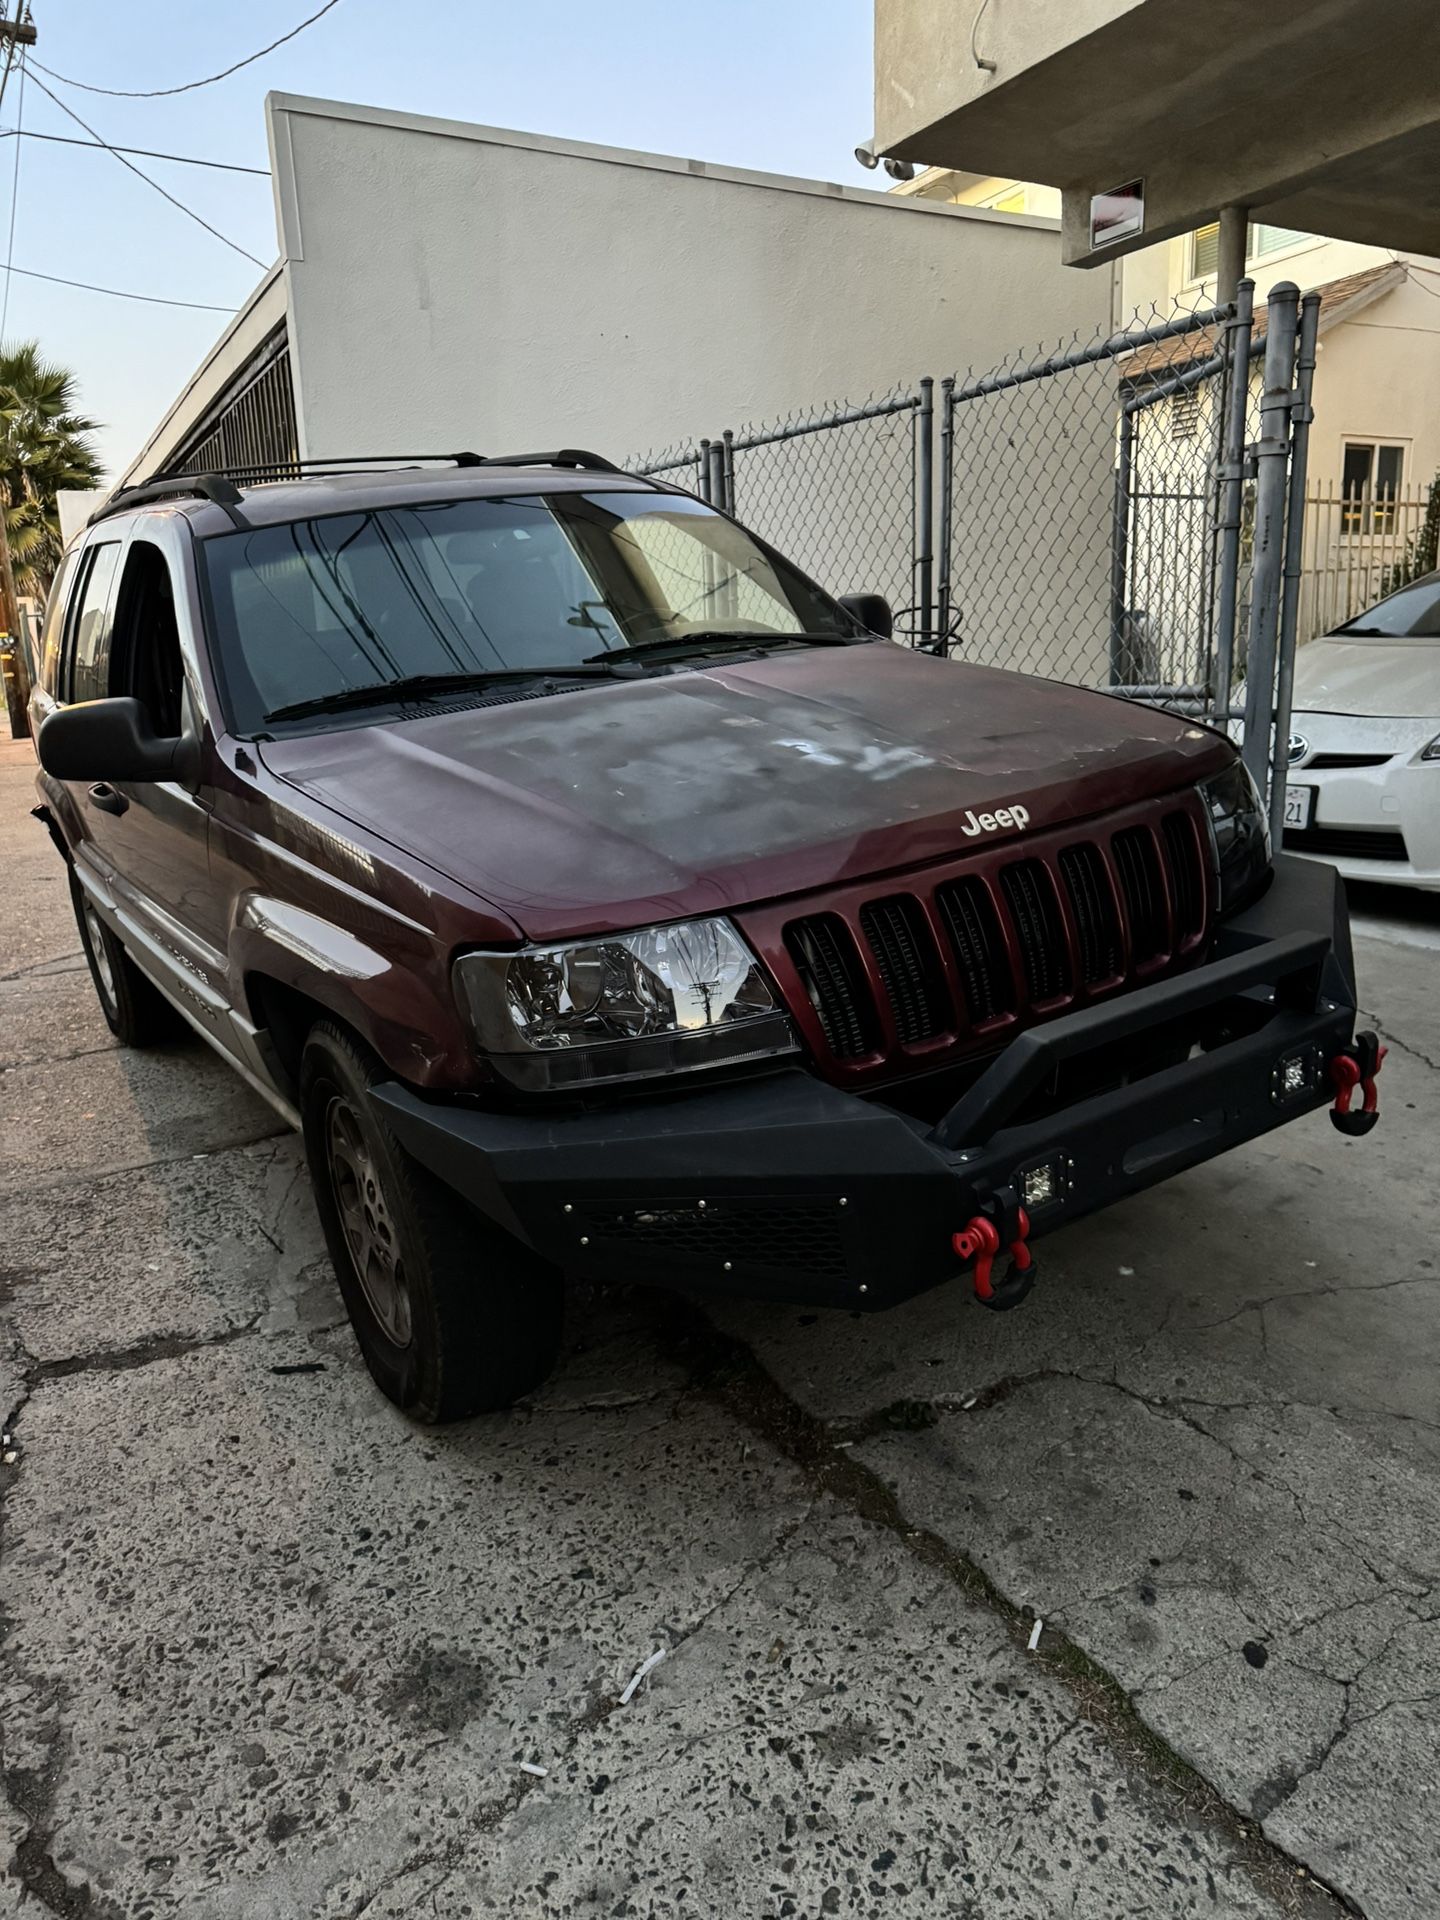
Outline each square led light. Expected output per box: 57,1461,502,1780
1279,1053,1309,1096
1021,1162,1058,1209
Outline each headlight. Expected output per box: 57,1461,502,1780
1199,759,1272,916
453,916,797,1091
1422,733,1440,761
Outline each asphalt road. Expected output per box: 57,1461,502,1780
1,726,1435,1920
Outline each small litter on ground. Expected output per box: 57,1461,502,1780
619,1648,667,1704
1027,1619,1044,1652
519,1762,548,1778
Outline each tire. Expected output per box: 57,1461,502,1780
300,1021,564,1421
69,869,180,1047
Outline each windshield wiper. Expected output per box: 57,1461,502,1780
582,630,851,666
264,663,629,724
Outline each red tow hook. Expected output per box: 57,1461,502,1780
1329,1030,1385,1137
953,1197,1036,1312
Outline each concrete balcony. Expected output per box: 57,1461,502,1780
874,0,1440,265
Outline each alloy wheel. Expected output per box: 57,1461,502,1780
325,1094,413,1348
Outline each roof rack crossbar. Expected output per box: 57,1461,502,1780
478,449,622,473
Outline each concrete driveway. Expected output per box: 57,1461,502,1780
1,725,1434,1920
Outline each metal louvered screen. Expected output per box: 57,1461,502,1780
165,341,298,480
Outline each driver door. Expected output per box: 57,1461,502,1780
66,522,229,1029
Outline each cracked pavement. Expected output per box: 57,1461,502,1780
2,728,1436,1918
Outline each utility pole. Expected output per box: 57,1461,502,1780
0,4,36,738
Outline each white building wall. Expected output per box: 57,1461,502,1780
266,95,1110,463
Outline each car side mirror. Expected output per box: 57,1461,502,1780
838,593,894,639
37,697,199,787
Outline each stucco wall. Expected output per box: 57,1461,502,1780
267,95,1109,465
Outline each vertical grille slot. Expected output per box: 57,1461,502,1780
1058,843,1122,986
1113,826,1169,963
999,860,1072,1003
859,895,950,1046
934,876,1013,1025
1162,812,1206,942
784,915,880,1060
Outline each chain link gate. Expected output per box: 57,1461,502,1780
630,385,936,648
624,276,1313,819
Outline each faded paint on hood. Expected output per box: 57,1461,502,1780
258,644,1232,941
1292,634,1440,719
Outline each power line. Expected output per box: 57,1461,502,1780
0,126,269,175
1,40,22,336
30,0,343,98
22,62,266,269
3,261,238,312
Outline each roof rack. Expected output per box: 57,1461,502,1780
477,449,622,473
86,450,628,533
206,452,487,480
88,472,248,530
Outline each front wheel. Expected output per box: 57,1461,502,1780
300,1022,564,1421
69,869,180,1046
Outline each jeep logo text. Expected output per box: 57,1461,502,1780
959,804,1030,837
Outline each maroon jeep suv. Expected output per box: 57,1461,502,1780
30,452,1378,1421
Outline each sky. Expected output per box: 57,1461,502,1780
2,0,881,478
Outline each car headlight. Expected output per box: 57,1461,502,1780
1422,733,1440,761
453,916,797,1090
1199,759,1272,916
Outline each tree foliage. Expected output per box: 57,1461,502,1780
0,341,104,601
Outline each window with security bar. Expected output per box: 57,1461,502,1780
1342,442,1405,533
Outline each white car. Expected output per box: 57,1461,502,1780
1282,570,1440,890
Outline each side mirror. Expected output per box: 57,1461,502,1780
37,697,198,786
838,593,894,639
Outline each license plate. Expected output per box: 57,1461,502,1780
1283,784,1315,830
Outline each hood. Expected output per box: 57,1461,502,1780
1292,634,1440,719
258,645,1231,941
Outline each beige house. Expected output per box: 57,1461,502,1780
896,167,1440,639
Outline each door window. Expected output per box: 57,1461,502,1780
66,540,123,703
108,539,185,737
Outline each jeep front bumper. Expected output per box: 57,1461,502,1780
374,855,1369,1311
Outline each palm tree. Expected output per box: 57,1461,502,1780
0,341,103,600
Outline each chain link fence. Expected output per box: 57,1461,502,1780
624,293,1272,718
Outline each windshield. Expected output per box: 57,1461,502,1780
1334,574,1440,639
201,489,857,732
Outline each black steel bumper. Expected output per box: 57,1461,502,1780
374,855,1366,1311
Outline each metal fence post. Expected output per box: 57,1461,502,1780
1270,289,1321,839
1240,282,1300,801
936,376,955,653
698,438,712,503
721,430,735,515
1212,278,1254,726
1108,409,1135,684
915,378,935,651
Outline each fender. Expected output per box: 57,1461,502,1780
230,892,484,1090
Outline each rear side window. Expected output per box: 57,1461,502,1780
67,540,123,703
38,549,78,696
